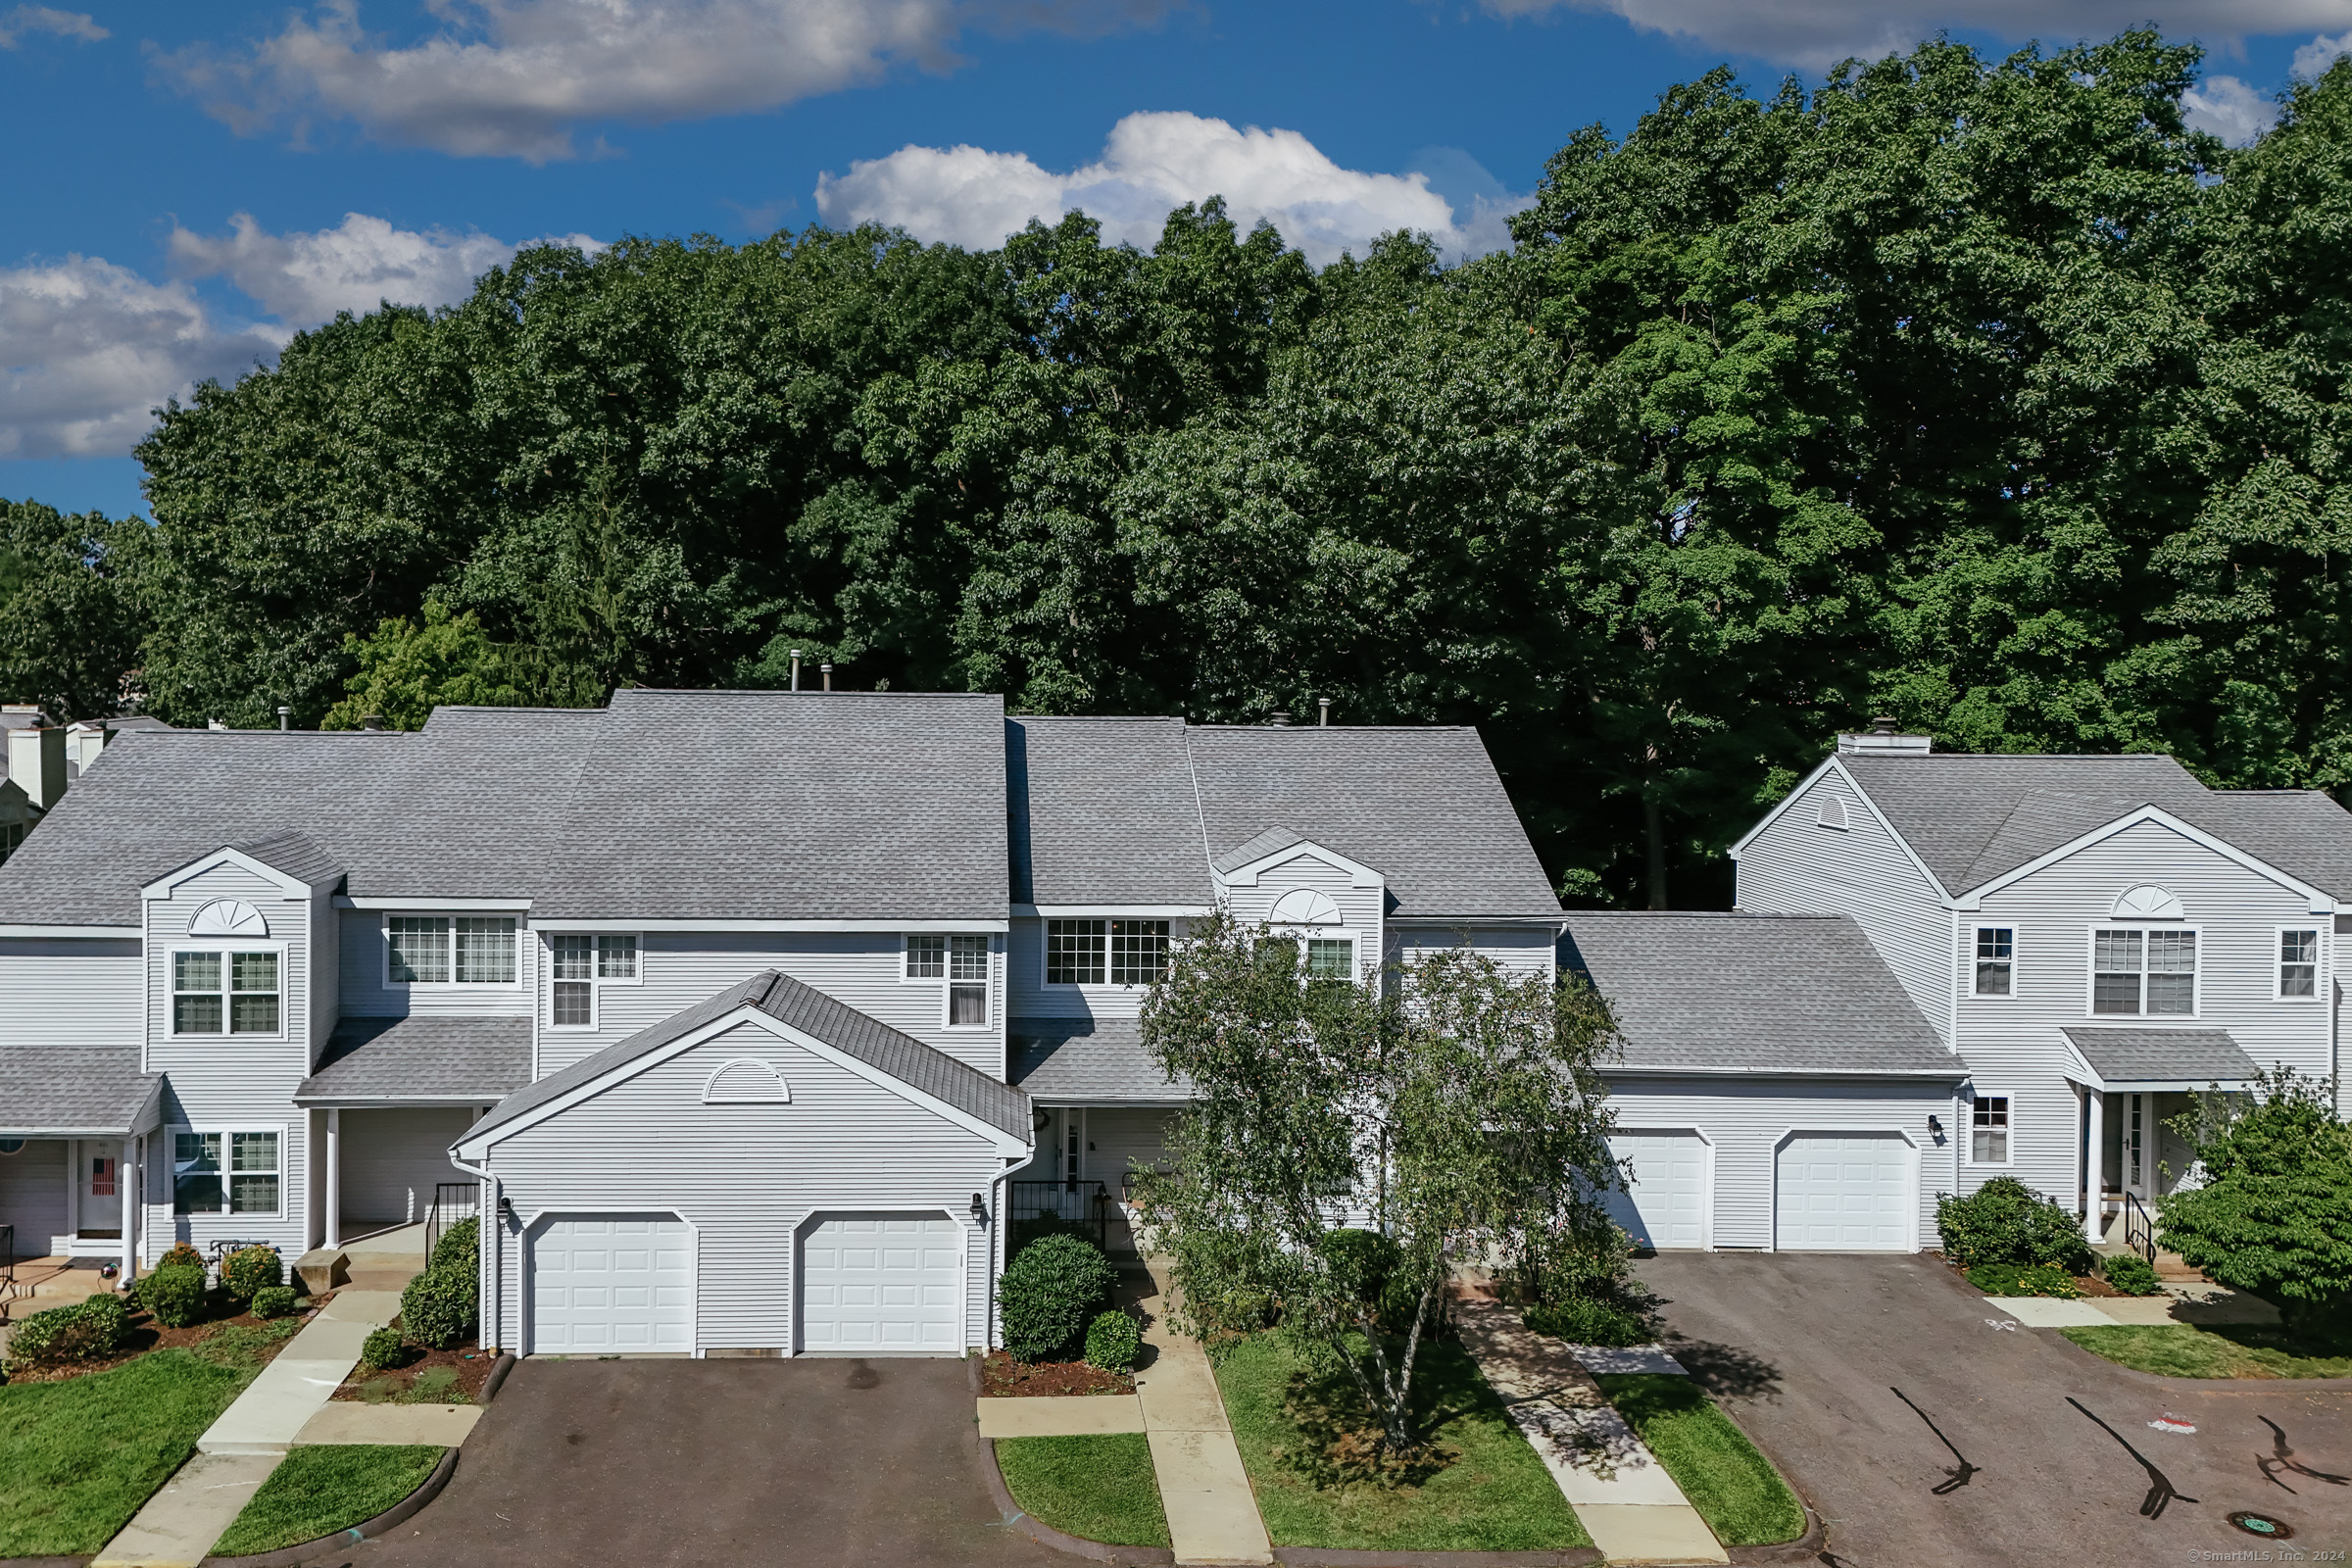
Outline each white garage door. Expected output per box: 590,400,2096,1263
530,1214,693,1354
800,1213,962,1355
1602,1131,1708,1250
1775,1134,1912,1250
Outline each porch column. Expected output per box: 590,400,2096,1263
2083,1090,2106,1244
65,1137,78,1245
120,1137,137,1284
325,1109,342,1250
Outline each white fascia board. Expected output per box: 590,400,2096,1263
0,924,141,939
1727,755,1840,862
141,847,317,901
459,1005,1028,1159
523,918,1008,933
1014,905,1214,919
1388,914,1570,926
337,897,534,911
1954,805,2333,914
295,1095,509,1108
1216,840,1383,890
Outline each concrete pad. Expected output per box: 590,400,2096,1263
1573,1346,1690,1376
2090,1296,2186,1326
1577,1502,1729,1565
1146,1425,1273,1565
1983,1297,2112,1328
296,1400,480,1446
91,1451,281,1568
2169,1286,2282,1326
1133,1349,1232,1432
198,1358,361,1454
977,1395,1147,1438
277,1314,378,1359
1504,1401,1689,1506
318,1289,405,1324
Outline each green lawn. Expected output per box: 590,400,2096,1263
0,1348,250,1556
995,1434,1171,1548
212,1444,446,1556
1594,1375,1806,1546
1213,1331,1591,1552
2061,1323,2352,1379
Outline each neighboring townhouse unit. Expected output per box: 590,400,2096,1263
1569,722,2352,1256
0,689,1560,1356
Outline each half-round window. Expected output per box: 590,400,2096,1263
188,899,269,937
703,1058,790,1104
1816,797,1849,830
1267,888,1343,925
2112,885,2184,921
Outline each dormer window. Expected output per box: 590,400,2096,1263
1044,919,1170,987
388,916,517,986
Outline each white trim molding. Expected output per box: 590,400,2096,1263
142,847,322,901
526,918,1008,934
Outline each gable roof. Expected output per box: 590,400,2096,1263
466,970,1030,1143
1010,1017,1195,1104
1560,912,1959,1076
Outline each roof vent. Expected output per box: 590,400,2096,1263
1837,722,1932,756
360,714,385,732
1269,710,1291,726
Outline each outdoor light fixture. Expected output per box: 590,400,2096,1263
969,1192,987,1225
1927,1114,1943,1133
498,1195,518,1226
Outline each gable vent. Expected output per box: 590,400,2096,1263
703,1059,791,1104
1816,797,1849,831
2112,885,2184,921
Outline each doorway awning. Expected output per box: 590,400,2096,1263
2060,1026,2263,1093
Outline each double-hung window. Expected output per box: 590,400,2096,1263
1046,919,1171,987
172,949,280,1036
1304,936,1354,983
2279,929,2321,1000
172,1129,279,1215
548,934,639,1028
907,934,991,1027
1973,928,2013,996
1970,1097,2009,1164
388,916,518,986
2091,928,2196,1016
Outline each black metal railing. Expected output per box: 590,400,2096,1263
1009,1179,1112,1251
2121,1191,2158,1266
426,1182,481,1262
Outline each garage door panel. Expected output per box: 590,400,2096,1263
1603,1131,1708,1250
1776,1135,1910,1250
531,1214,693,1354
800,1212,961,1356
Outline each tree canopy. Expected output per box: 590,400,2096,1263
7,30,2351,906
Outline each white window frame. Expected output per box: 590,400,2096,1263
1040,917,1173,990
382,914,524,990
1966,1094,2012,1167
1257,929,1360,984
1970,925,2016,999
168,1124,287,1219
543,932,642,1031
2276,925,2323,1003
905,933,993,1030
2084,923,2202,1019
168,942,289,1041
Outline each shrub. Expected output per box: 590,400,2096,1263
998,1233,1117,1362
1936,1177,2093,1273
429,1216,480,1274
1524,1295,1650,1347
250,1285,299,1320
142,1264,211,1328
400,1263,477,1350
1085,1309,1142,1373
2,1292,132,1370
1968,1261,2081,1298
360,1326,409,1372
156,1242,206,1273
2101,1252,2163,1297
220,1246,283,1301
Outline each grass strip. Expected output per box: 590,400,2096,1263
1594,1373,1806,1547
995,1433,1171,1548
1213,1330,1591,1551
212,1444,446,1556
0,1348,251,1556
2060,1323,2352,1379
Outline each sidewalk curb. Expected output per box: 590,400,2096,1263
1724,1506,1826,1564
197,1446,458,1568
968,1354,1177,1567
477,1349,517,1402
1273,1549,1602,1566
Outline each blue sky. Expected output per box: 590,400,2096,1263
2,0,2344,519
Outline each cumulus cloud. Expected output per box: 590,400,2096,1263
0,6,105,47
158,0,1171,164
2181,76,2280,144
816,112,1531,266
5,213,596,459
2294,29,2352,76
1480,0,2352,70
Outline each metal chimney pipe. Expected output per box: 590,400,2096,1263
1317,698,1329,726
276,706,291,731
790,650,802,692
821,662,833,692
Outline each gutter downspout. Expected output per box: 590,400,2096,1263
448,1151,499,1354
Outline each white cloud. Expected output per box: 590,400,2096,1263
815,112,1531,266
1480,0,2352,71
2181,75,2279,144
0,6,105,47
159,0,1170,164
2293,29,2352,75
0,258,281,459
168,211,595,321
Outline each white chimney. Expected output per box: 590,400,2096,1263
1837,716,1933,756
5,725,67,809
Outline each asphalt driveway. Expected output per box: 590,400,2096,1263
358,1356,1061,1568
1638,1252,2352,1566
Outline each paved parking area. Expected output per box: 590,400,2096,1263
1637,1252,2352,1566
361,1356,1060,1568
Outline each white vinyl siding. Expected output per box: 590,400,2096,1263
0,1138,69,1251
337,1107,476,1226
339,910,535,1018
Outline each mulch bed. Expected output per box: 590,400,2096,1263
333,1338,498,1402
3,1296,317,1384
980,1350,1134,1397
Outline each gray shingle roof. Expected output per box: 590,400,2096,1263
296,1016,534,1104
468,970,1030,1142
1007,717,1205,906
1188,727,1559,918
1213,826,1306,876
1560,912,1960,1075
1010,1018,1194,1103
232,832,342,890
1838,753,2352,898
0,1047,161,1135
2059,1026,2263,1087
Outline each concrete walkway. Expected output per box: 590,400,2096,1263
978,1394,1148,1437
1134,1264,1273,1567
91,1452,281,1568
1986,1280,2283,1331
1453,1300,1727,1567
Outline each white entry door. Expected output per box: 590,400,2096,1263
1602,1131,1708,1250
799,1212,962,1355
530,1213,693,1353
1775,1134,1912,1250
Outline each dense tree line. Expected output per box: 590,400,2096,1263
6,31,2349,908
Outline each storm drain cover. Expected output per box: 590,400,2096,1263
2229,1511,2293,1540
